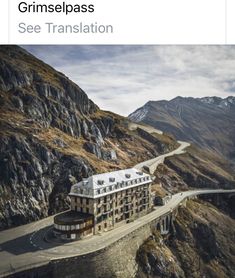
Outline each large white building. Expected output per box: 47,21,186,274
54,168,153,240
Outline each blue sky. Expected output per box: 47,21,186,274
23,45,235,116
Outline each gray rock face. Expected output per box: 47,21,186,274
84,142,117,161
0,134,93,230
0,46,119,229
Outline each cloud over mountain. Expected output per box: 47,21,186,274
23,45,235,116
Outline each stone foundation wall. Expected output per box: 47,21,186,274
51,224,152,278
6,222,154,278
5,197,196,278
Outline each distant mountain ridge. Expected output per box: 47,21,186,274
129,96,235,162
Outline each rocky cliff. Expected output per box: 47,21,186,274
153,145,235,195
0,45,177,230
136,199,235,278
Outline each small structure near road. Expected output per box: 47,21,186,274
54,168,153,240
154,194,172,206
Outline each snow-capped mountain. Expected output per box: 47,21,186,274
199,96,235,108
128,105,149,122
128,96,235,162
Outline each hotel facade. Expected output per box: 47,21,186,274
54,168,153,240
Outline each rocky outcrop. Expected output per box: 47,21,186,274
136,127,178,154
0,46,178,230
0,134,93,230
153,145,235,194
136,199,235,278
84,142,117,161
0,46,119,229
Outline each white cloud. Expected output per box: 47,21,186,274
22,45,235,116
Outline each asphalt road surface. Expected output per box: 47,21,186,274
135,140,190,173
0,126,231,277
128,122,163,135
129,122,190,173
0,189,234,277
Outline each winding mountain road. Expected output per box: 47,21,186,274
130,122,190,173
0,124,234,277
135,140,190,173
0,188,234,277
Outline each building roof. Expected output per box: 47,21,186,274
54,210,93,225
69,168,152,199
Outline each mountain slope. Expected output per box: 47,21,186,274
154,145,235,195
0,46,178,230
129,96,235,162
136,199,235,278
1,46,234,232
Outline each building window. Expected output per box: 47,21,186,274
74,205,77,211
97,207,101,214
81,207,83,213
86,208,89,213
80,197,83,204
86,198,89,205
98,198,101,204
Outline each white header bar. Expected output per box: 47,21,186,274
0,0,234,44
